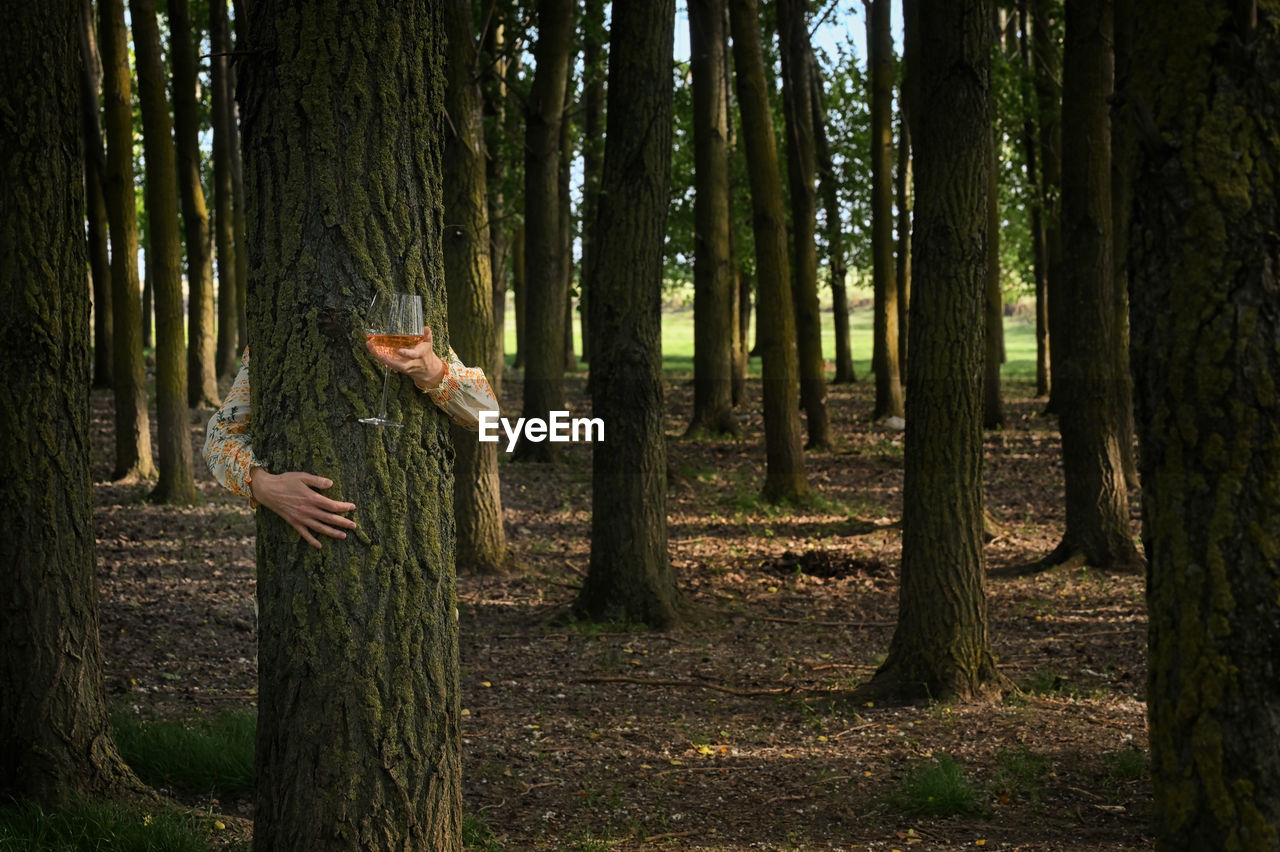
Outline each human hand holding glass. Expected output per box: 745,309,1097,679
360,293,424,427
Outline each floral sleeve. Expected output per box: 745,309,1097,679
202,348,260,499
419,347,499,431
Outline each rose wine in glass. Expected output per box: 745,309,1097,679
359,292,423,427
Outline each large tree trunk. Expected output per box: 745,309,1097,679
869,0,904,421
79,0,113,391
778,0,831,449
211,0,239,378
443,0,508,575
576,0,680,628
514,0,574,462
1038,0,1140,572
1032,0,1062,412
0,0,142,804
1130,4,1280,846
866,0,1006,702
99,0,155,482
170,0,219,409
134,0,198,506
687,0,740,437
1017,0,1050,399
239,2,461,848
729,0,809,502
580,0,606,363
811,62,855,386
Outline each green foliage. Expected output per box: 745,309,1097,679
1101,746,1148,786
111,708,255,796
990,745,1051,805
991,38,1037,299
463,812,504,850
813,43,872,275
887,754,987,818
0,798,229,852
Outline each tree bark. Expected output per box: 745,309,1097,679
1017,0,1050,399
811,62,855,386
482,12,511,398
1032,0,1062,412
170,0,218,409
1130,4,1280,846
778,0,831,449
0,0,143,804
99,0,155,482
1109,0,1139,489
1038,0,1140,572
559,31,577,376
984,122,1005,429
79,0,113,391
212,0,239,378
443,0,509,574
580,0,606,364
866,0,1006,702
134,0,199,505
576,0,680,628
729,0,809,502
894,91,912,386
239,1,461,847
514,0,573,462
687,0,740,437
512,222,526,369
869,0,905,421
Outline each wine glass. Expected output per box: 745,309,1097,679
359,292,423,427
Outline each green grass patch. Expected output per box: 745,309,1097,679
463,812,503,850
0,797,228,852
990,746,1050,805
1100,746,1148,786
112,709,255,797
887,754,987,818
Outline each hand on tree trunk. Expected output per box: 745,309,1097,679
248,469,357,549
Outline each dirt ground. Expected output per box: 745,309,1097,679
92,367,1152,851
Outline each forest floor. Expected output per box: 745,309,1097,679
91,366,1152,851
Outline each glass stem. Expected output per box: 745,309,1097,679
376,367,391,419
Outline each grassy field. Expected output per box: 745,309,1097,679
503,296,1041,382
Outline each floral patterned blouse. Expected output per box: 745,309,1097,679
203,347,499,500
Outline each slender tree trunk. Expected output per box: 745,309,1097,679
1033,0,1062,412
984,123,1005,429
729,0,808,502
482,16,510,398
99,0,155,482
865,0,1006,702
869,0,904,421
512,222,526,369
443,0,508,574
240,1,462,847
778,0,831,449
895,97,912,384
580,0,606,363
559,36,577,375
687,0,739,436
134,0,198,506
1109,0,1139,489
0,0,143,804
1036,0,1139,572
514,0,573,462
170,0,218,408
1018,0,1050,399
576,0,680,628
1131,5,1280,846
212,0,239,378
142,238,153,349
229,20,249,354
727,9,748,407
812,63,855,386
79,0,113,391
